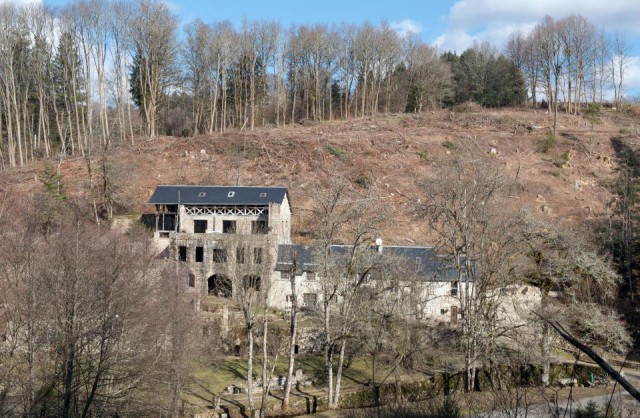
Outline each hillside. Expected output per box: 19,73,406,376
1,106,638,245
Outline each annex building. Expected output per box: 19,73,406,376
149,185,467,323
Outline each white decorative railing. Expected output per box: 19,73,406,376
184,205,268,216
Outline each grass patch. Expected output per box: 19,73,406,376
442,140,457,151
451,101,482,113
619,127,631,135
538,132,557,153
417,151,431,161
327,144,350,161
554,150,572,168
189,353,392,400
222,141,262,159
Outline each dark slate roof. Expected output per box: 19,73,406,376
276,244,464,282
149,185,288,206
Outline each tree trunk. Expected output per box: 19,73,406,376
540,290,550,386
259,313,269,418
282,269,298,410
324,301,334,408
333,339,346,407
246,324,255,415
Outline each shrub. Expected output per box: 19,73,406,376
538,132,557,153
584,103,602,131
575,400,616,418
554,150,572,168
436,396,461,418
619,127,631,135
442,140,457,151
353,175,373,189
327,144,349,161
451,101,482,113
417,151,431,161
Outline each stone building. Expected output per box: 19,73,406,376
150,185,291,297
149,185,477,323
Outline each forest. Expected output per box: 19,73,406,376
0,0,631,169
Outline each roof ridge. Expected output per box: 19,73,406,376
156,185,287,188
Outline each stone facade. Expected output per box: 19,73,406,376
149,185,493,324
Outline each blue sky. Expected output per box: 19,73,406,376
159,0,640,53
158,0,640,95
165,0,453,42
17,0,640,96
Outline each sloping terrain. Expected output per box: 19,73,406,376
1,106,638,245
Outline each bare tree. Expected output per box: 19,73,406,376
129,0,178,137
523,215,626,387
406,43,452,112
212,234,275,416
611,32,628,108
281,247,299,411
183,19,213,136
421,160,527,392
0,191,201,417
310,176,389,408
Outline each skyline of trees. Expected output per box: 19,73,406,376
0,0,633,170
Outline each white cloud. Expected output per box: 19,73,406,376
161,0,180,12
433,0,640,53
433,29,475,52
390,19,423,38
447,0,640,34
0,0,42,5
623,56,640,97
433,22,536,53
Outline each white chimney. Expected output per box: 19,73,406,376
375,238,383,253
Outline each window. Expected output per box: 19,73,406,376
236,247,245,264
194,219,207,233
227,191,235,197
280,271,291,281
223,220,236,234
450,281,459,296
213,249,227,263
415,257,422,266
159,214,175,231
188,274,195,287
198,192,206,198
254,247,263,264
303,293,318,308
306,271,316,281
195,246,204,263
252,220,268,234
178,246,187,262
259,192,267,197
286,295,293,303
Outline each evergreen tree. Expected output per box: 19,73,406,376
51,31,85,153
442,48,526,107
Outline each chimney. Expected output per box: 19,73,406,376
375,238,383,253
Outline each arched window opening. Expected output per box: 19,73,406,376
208,275,232,298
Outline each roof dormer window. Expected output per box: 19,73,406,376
198,192,206,198
259,192,267,197
227,191,235,197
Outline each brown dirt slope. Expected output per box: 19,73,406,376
1,107,638,245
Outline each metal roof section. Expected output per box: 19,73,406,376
275,244,465,281
149,185,288,206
